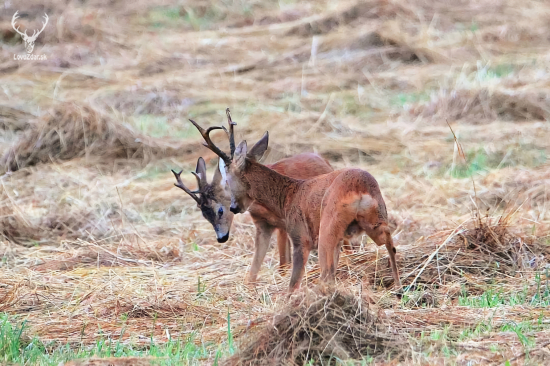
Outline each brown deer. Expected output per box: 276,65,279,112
190,112,401,291
172,118,334,283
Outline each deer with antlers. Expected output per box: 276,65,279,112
172,111,334,283
190,110,401,291
12,11,49,54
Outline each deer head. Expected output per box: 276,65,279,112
227,133,269,214
189,108,269,215
172,157,234,243
12,11,49,54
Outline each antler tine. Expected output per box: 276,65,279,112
171,169,200,204
39,13,48,31
226,108,237,159
30,13,48,40
188,119,232,164
11,11,26,37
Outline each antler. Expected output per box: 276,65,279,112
225,108,237,159
171,169,200,204
11,11,27,38
188,119,233,165
29,13,48,41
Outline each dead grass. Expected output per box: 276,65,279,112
65,358,159,366
410,88,550,123
0,187,115,245
302,213,546,293
0,105,34,132
0,193,36,244
0,102,200,174
227,289,405,365
1,0,550,364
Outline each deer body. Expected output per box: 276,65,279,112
242,153,334,282
230,155,400,291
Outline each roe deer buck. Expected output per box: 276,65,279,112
172,114,334,282
190,112,401,291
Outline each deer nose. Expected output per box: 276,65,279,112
230,204,241,214
217,232,229,243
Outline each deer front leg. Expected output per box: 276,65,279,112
276,228,291,269
288,233,311,292
247,221,275,284
334,240,343,273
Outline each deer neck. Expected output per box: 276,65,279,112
244,159,298,218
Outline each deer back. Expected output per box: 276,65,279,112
248,153,334,225
267,153,333,179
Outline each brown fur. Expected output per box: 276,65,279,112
226,135,401,291
246,153,334,282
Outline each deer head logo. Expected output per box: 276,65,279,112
11,11,49,54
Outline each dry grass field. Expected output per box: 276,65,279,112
1,0,550,364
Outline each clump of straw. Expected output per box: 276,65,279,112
227,289,404,365
0,102,188,173
409,89,550,123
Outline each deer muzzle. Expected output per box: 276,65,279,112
229,203,242,214
217,231,229,243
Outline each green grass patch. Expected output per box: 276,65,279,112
147,6,187,29
0,313,229,365
457,320,495,341
131,115,200,139
146,6,220,30
145,2,259,30
338,94,376,120
447,145,547,178
459,271,550,308
390,91,430,108
474,63,516,82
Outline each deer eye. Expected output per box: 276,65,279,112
218,207,224,218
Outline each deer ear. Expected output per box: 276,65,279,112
219,158,228,184
234,140,247,169
212,158,227,186
195,157,208,189
247,132,269,162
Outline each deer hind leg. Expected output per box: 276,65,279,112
247,220,275,284
288,234,311,292
276,228,291,272
318,216,349,286
342,239,353,254
364,223,401,289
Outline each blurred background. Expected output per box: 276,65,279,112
1,0,550,364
